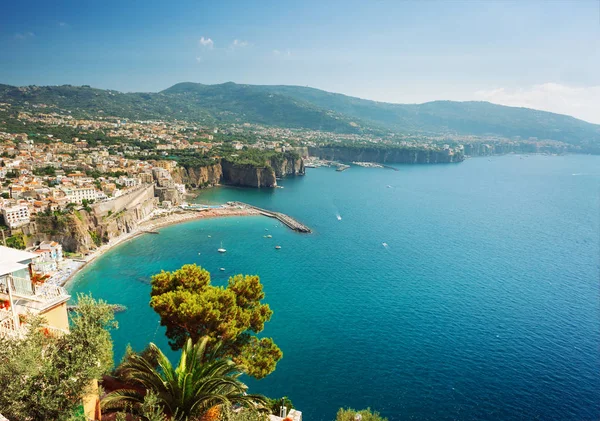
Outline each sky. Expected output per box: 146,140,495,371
1,0,599,123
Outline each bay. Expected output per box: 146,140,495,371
69,155,600,421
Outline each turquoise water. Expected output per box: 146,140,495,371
70,155,600,421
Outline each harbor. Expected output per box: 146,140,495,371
227,201,312,233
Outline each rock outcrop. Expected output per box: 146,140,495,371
220,160,277,188
269,156,305,177
170,163,222,188
170,156,304,189
24,185,157,253
462,142,569,156
308,146,464,164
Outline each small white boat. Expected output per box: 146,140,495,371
387,185,392,188
275,245,281,250
218,241,226,253
382,242,388,247
336,215,342,221
266,235,272,238
208,235,211,238
220,268,225,271
198,252,201,255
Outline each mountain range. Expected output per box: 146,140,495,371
1,82,599,149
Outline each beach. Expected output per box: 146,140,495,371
58,205,260,287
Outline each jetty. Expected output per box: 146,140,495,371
227,202,312,233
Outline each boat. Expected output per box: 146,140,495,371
266,235,272,238
218,241,226,253
387,185,392,188
208,235,211,238
275,245,281,250
336,215,342,221
220,268,225,271
382,242,388,247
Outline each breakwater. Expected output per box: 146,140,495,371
228,201,312,233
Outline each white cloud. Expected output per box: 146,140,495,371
231,39,249,49
198,36,214,49
273,49,292,58
14,32,35,40
474,83,600,124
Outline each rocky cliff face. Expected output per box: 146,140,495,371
26,211,96,253
220,160,277,188
170,163,223,188
26,186,157,253
462,142,569,156
269,156,305,177
170,157,304,189
308,146,464,164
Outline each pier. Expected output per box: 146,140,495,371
227,202,312,233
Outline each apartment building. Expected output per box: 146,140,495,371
62,187,96,204
1,205,30,228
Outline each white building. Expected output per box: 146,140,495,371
118,177,139,188
1,205,30,228
174,183,186,195
96,190,109,201
62,187,96,204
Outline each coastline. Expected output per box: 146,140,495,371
60,206,260,288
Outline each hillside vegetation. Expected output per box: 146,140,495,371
1,82,599,148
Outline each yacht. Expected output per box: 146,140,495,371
220,268,225,271
275,245,281,250
267,234,272,238
218,241,226,253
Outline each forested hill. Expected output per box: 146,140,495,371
1,82,599,148
251,84,600,147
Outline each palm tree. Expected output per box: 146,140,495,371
102,337,267,420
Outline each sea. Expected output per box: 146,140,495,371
69,155,600,421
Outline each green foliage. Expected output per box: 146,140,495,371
89,230,102,247
220,405,270,421
5,169,19,178
102,337,268,420
0,294,116,421
335,408,388,421
81,199,93,212
0,192,9,199
150,264,282,379
33,166,57,176
6,232,26,249
265,397,294,415
223,149,299,169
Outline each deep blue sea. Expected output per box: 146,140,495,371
69,155,600,421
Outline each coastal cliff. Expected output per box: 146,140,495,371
169,155,304,189
220,159,277,188
269,156,305,177
462,142,569,156
24,185,157,253
308,146,464,164
170,163,223,188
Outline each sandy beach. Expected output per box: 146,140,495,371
60,206,260,287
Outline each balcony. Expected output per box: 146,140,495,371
0,276,71,315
